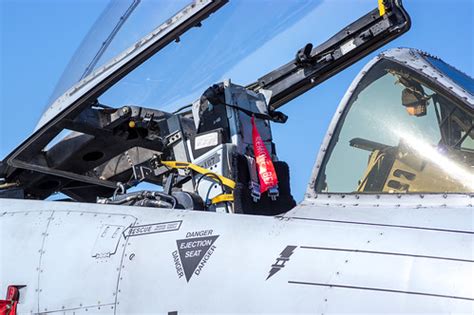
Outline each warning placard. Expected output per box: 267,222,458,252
173,230,219,282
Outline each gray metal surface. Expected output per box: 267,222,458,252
1,198,473,314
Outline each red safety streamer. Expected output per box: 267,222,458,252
0,286,18,315
0,301,8,315
251,116,278,193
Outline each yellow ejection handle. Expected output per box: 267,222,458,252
161,161,236,189
378,0,386,16
211,194,234,205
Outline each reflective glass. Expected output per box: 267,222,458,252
316,60,474,193
47,0,375,114
48,0,191,105
425,56,474,95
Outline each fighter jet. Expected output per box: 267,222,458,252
1,0,473,313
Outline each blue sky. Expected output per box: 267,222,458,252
1,0,473,200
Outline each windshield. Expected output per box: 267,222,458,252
45,0,375,115
316,59,474,194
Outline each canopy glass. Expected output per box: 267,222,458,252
45,0,375,117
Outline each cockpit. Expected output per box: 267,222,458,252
2,1,472,214
315,51,474,194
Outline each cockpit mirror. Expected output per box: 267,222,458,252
402,87,428,117
400,77,428,117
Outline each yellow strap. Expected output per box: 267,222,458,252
211,193,234,204
378,0,386,16
161,161,236,189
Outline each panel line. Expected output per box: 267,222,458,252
288,216,474,235
300,245,473,263
288,280,474,301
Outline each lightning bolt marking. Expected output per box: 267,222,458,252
266,245,297,280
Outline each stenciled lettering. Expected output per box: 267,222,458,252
185,230,213,238
194,245,216,276
172,250,184,278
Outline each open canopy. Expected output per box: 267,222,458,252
39,0,380,129
2,0,425,201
